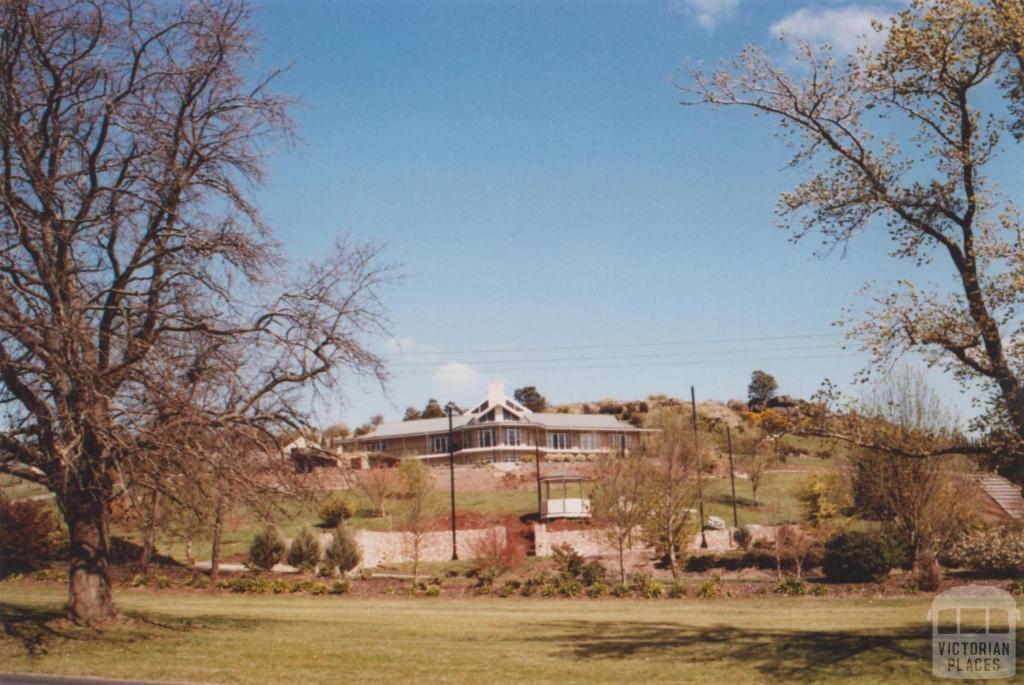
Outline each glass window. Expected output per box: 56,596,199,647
461,432,472,449
505,428,521,446
610,433,626,450
430,436,448,453
579,433,596,450
480,429,495,448
547,432,569,450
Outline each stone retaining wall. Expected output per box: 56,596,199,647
353,526,506,569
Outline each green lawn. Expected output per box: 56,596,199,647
1,581,1006,684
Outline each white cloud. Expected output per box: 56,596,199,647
674,0,742,30
770,5,894,55
432,362,484,405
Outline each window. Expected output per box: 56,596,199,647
610,433,626,450
430,436,448,454
366,440,386,452
505,428,522,446
579,433,596,450
461,432,472,450
479,429,495,448
547,432,569,450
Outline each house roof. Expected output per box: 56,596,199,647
352,383,650,442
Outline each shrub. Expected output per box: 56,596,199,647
0,498,61,576
287,528,322,573
317,494,353,527
290,579,312,593
359,568,374,581
912,551,943,592
944,526,1024,577
580,560,607,587
308,581,331,595
821,531,899,583
474,567,498,590
586,582,608,598
733,526,753,551
422,583,442,597
470,527,524,578
1007,579,1024,596
323,525,361,576
155,576,173,589
696,576,721,599
270,579,289,594
610,582,630,597
520,571,548,597
551,543,584,578
556,575,583,597
777,577,808,596
668,582,687,599
248,526,285,572
330,580,352,595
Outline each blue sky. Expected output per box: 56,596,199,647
250,0,988,428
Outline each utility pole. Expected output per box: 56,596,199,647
692,386,708,549
726,425,739,545
446,402,458,560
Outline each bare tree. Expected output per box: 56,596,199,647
0,0,391,623
354,467,398,519
685,0,1024,482
590,449,650,584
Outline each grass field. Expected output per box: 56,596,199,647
1,581,1005,685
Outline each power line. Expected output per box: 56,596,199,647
404,351,867,375
386,342,849,367
381,332,845,357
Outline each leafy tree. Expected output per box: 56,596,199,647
513,386,548,412
640,408,702,580
686,0,1024,483
747,371,778,405
0,0,390,623
420,399,445,419
403,407,422,421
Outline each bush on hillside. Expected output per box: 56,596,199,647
821,531,899,583
733,525,753,551
0,498,61,576
551,542,584,578
317,494,353,528
248,526,285,572
323,525,361,576
287,527,322,572
943,526,1024,577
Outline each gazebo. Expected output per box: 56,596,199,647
539,473,591,520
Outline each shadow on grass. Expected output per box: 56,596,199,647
0,601,245,658
527,619,962,682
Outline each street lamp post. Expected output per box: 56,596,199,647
446,402,458,561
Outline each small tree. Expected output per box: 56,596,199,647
735,435,775,507
513,386,548,412
641,408,702,580
397,459,439,579
748,370,779,405
248,526,285,572
323,525,362,576
355,468,397,518
318,494,354,528
590,450,650,583
403,407,422,421
287,528,322,573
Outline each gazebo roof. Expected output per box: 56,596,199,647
539,473,590,483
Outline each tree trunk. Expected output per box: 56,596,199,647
65,494,117,624
667,527,679,581
210,494,224,578
140,491,161,574
617,540,626,584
